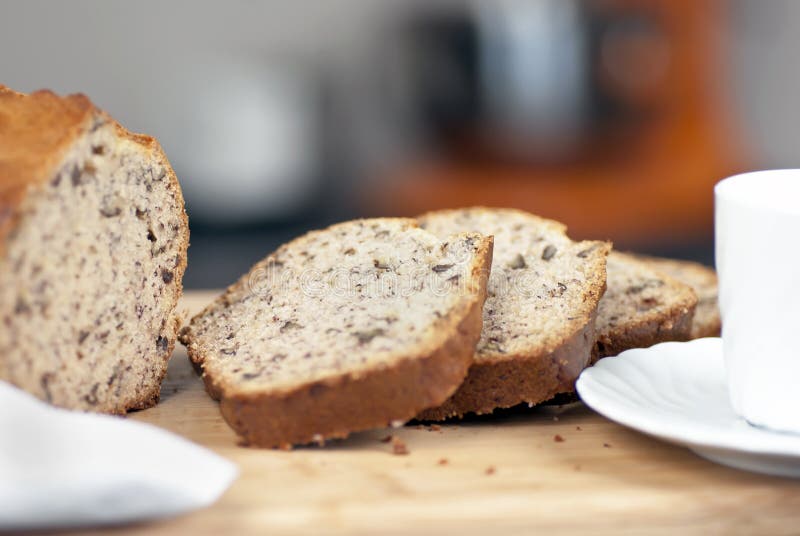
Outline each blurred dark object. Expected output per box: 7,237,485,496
383,0,669,163
365,0,746,248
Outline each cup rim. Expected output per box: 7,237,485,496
715,169,800,215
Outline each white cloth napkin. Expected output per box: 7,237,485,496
0,381,238,530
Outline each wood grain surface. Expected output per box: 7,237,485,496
59,292,800,535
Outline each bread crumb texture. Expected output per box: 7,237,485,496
419,208,607,363
594,252,697,360
180,218,492,447
632,254,719,338
0,88,188,412
415,207,610,419
184,220,488,394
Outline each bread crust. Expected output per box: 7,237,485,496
592,303,694,362
417,308,599,420
221,288,487,448
414,207,611,420
592,254,698,363
181,221,493,448
632,254,720,339
0,87,92,249
0,86,189,254
0,86,189,412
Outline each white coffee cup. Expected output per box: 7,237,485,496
715,169,800,433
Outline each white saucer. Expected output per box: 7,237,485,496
576,338,800,477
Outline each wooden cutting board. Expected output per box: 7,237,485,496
84,292,800,535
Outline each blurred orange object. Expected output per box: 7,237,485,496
365,0,746,248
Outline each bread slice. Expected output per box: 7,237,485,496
593,252,697,362
0,87,189,413
413,208,610,420
179,218,493,448
633,255,720,338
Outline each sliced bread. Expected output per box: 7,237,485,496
0,86,189,412
179,218,493,448
414,207,610,420
593,252,697,362
633,255,720,338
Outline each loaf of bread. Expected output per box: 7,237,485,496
593,252,697,362
179,219,492,448
633,255,720,338
413,208,610,420
0,87,189,412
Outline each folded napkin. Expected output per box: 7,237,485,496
0,382,238,530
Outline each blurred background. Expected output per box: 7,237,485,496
0,0,795,288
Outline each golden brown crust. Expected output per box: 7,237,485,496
592,268,697,363
423,268,607,419
631,254,720,339
181,225,493,448
592,306,694,362
0,86,190,413
0,87,189,258
412,208,612,420
0,87,94,249
130,134,190,413
221,290,487,448
0,86,94,188
119,148,189,412
417,307,599,420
